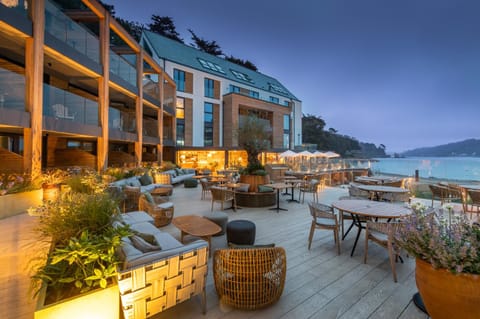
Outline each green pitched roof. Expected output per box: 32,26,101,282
142,30,299,101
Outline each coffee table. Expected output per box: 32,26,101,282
172,215,222,257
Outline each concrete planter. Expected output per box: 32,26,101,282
34,281,119,319
0,189,43,219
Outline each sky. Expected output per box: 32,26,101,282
110,0,480,154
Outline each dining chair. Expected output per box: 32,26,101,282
210,186,236,211
299,179,320,204
428,184,449,207
466,189,480,219
364,220,403,282
200,178,215,200
307,202,340,254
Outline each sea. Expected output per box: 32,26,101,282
371,157,480,182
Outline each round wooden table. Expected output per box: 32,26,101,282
172,215,221,257
356,184,409,201
332,199,412,256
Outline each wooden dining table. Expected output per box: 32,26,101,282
331,199,412,256
267,183,290,212
356,184,409,201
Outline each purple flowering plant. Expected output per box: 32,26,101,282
395,203,480,274
0,173,36,196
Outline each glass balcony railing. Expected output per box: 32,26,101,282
109,107,136,133
44,0,100,63
0,67,25,111
143,76,160,100
109,50,137,87
43,83,98,126
143,117,158,138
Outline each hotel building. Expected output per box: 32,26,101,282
0,0,301,177
141,31,302,171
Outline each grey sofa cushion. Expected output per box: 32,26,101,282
119,211,154,225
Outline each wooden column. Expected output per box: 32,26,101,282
134,51,143,166
97,13,110,172
157,73,164,163
24,0,45,180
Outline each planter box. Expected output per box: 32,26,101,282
0,189,42,219
239,175,270,192
34,282,119,319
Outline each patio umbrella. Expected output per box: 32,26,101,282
313,151,328,157
279,150,298,158
298,150,313,157
324,151,340,158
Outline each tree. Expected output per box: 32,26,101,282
148,15,183,43
188,29,223,56
225,55,258,71
237,115,271,170
116,18,144,42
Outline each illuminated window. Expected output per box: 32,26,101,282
176,97,184,119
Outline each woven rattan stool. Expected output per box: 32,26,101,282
226,220,256,245
203,212,229,236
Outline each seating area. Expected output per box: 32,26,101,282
3,181,437,319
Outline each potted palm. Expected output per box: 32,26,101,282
395,203,480,319
32,173,131,319
237,114,272,192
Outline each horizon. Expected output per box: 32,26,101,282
110,0,480,153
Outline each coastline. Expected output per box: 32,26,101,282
374,171,480,185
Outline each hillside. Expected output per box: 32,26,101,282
402,139,480,157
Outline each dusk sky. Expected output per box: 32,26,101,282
110,0,480,154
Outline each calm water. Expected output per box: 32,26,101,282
371,157,480,182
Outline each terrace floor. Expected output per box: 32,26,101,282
1,184,435,319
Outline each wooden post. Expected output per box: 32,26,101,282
97,13,109,172
24,0,45,180
134,50,143,166
157,72,164,164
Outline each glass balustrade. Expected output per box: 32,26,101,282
0,67,25,111
44,0,100,63
143,117,158,137
143,76,160,100
108,107,136,133
109,50,137,87
43,83,98,126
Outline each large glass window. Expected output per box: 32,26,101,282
204,78,214,98
229,84,240,93
250,90,259,98
283,114,290,149
176,97,185,146
173,69,185,92
204,102,214,146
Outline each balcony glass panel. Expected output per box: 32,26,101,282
109,50,137,87
0,67,25,111
143,117,158,137
44,0,100,63
43,84,98,126
143,76,159,100
109,107,136,133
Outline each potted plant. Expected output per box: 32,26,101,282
32,179,131,318
40,168,69,203
237,114,272,192
395,203,480,319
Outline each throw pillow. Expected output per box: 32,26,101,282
134,232,156,245
128,179,142,187
142,192,154,204
130,235,162,252
139,173,153,186
236,184,250,192
258,185,274,193
175,168,183,175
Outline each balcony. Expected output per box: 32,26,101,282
109,50,137,88
0,67,25,112
43,83,98,126
44,0,100,64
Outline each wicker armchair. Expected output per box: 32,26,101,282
138,193,174,227
210,186,236,211
364,221,403,282
307,202,340,254
200,178,215,200
124,186,141,212
213,247,286,310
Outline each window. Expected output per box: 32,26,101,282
284,100,289,106
283,114,290,149
269,82,288,95
229,84,240,93
231,69,253,83
176,97,185,119
173,69,185,92
250,90,259,98
198,58,225,74
204,102,214,146
269,96,279,104
204,78,214,98
176,97,185,146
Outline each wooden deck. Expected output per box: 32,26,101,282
0,185,430,319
